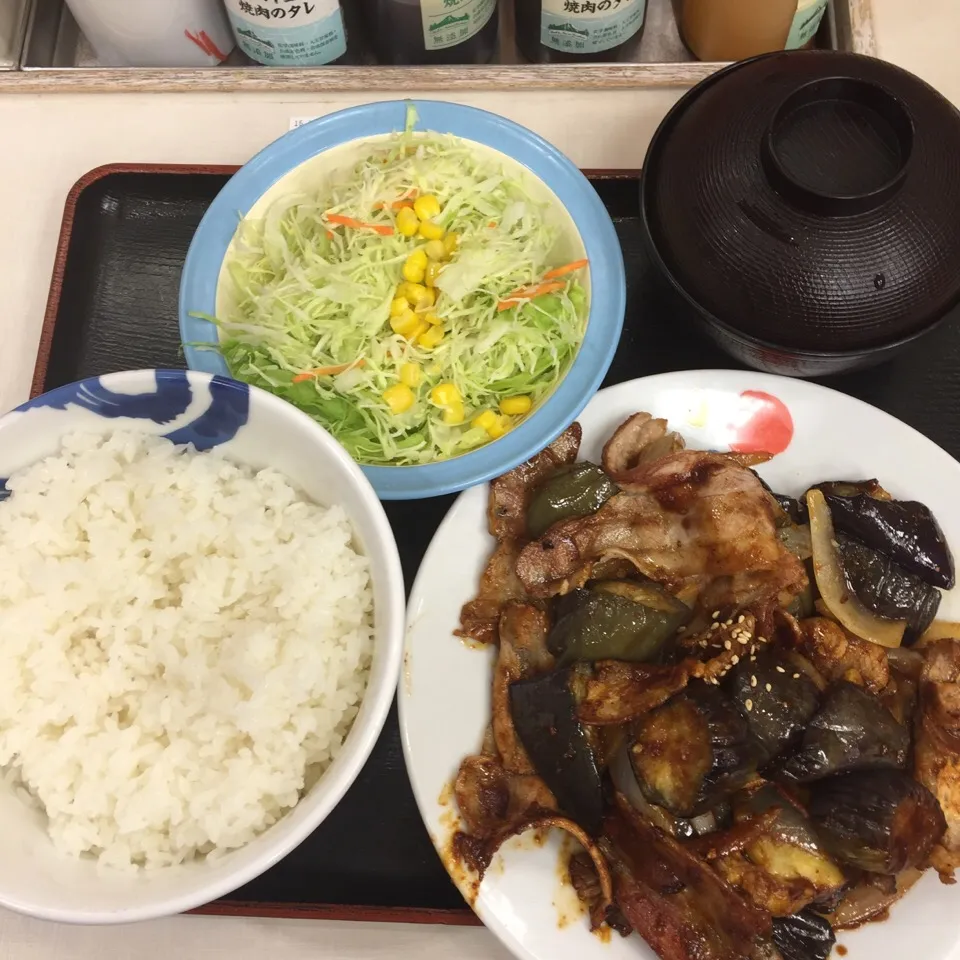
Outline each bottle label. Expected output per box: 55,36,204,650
540,0,646,54
786,0,829,49
224,0,346,66
420,0,497,52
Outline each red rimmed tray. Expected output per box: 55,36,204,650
34,162,960,922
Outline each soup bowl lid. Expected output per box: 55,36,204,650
642,51,960,353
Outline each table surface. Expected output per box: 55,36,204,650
0,0,956,956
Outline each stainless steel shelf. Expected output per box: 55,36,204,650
5,0,873,92
0,0,32,70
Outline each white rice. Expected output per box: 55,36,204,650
0,431,374,870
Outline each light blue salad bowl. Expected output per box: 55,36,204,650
179,100,626,500
0,370,404,923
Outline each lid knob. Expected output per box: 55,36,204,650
761,76,915,216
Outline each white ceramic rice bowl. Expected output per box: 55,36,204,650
0,369,405,923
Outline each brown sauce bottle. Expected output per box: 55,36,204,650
358,0,500,65
673,0,796,62
515,0,647,64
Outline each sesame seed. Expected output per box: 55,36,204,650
766,683,773,692
724,619,734,628
792,673,800,679
745,699,753,711
710,622,720,631
758,637,768,644
750,656,757,662
724,640,732,650
738,636,749,645
775,666,786,674
711,610,720,619
750,675,757,687
737,615,745,624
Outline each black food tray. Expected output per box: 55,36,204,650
35,163,960,921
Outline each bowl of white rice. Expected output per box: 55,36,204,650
0,369,404,923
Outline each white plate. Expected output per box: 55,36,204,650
399,370,960,960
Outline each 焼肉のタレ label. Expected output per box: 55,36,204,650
224,0,346,65
540,0,646,54
420,0,497,51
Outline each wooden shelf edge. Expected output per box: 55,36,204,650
0,60,728,93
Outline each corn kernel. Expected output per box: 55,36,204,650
389,308,419,337
424,240,446,261
409,319,430,342
425,312,442,325
442,401,465,426
472,410,498,432
419,220,445,242
414,195,441,222
396,206,419,238
414,287,436,311
399,362,421,388
443,232,460,256
401,282,429,305
499,395,533,416
382,384,415,415
431,382,460,406
402,248,428,284
417,325,445,349
425,262,444,288
390,296,409,318
488,416,511,440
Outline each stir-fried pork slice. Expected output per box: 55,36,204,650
488,423,582,541
454,753,556,840
603,794,773,960
456,540,527,645
492,602,554,773
516,451,795,598
602,413,685,477
578,661,692,725
915,639,960,875
798,617,890,695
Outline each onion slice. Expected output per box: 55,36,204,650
807,489,906,648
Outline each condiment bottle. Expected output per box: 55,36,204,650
358,0,499,65
786,0,830,49
673,0,797,62
223,0,349,65
514,0,647,64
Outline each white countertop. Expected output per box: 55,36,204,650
0,0,956,956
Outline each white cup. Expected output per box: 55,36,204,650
64,0,235,67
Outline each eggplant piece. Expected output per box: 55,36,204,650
726,651,821,764
525,461,618,538
834,532,941,643
509,667,603,835
754,473,809,526
771,911,836,960
809,769,947,874
712,785,846,916
823,492,955,590
629,683,761,817
810,479,891,500
549,581,691,665
808,491,906,647
778,681,909,783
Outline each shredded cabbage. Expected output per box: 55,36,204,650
206,126,589,466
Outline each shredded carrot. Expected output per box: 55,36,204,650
325,230,335,240
292,358,366,383
543,258,589,281
497,281,567,311
325,213,394,236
